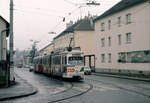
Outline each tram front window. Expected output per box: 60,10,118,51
68,56,84,65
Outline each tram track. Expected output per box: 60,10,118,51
48,81,93,103
86,77,150,98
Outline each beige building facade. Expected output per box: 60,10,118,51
39,42,54,56
54,32,74,51
74,18,95,69
52,18,96,69
94,0,150,74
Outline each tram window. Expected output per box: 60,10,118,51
40,59,42,64
53,56,61,65
62,56,67,65
49,56,51,65
65,56,67,64
62,57,65,64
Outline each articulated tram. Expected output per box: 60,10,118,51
33,48,84,80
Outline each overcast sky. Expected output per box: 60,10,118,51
0,0,121,51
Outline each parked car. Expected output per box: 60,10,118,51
29,65,34,72
24,65,30,68
17,64,23,68
84,66,91,75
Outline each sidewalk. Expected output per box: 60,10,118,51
93,72,150,82
0,74,37,101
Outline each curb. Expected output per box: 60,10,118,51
0,88,37,101
93,73,150,82
0,75,38,101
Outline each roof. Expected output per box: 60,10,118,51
0,15,9,37
39,43,53,52
74,19,94,31
54,18,94,39
94,0,149,22
54,20,82,40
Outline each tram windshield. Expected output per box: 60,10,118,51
68,56,84,65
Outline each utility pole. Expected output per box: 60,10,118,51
9,0,14,82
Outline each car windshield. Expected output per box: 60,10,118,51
84,67,90,70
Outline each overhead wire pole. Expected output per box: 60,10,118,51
10,0,14,82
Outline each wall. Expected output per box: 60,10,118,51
95,1,150,72
74,31,95,55
0,18,7,61
74,30,95,67
54,32,74,50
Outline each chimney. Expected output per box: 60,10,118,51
66,21,73,28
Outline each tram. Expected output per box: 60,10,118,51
33,48,84,80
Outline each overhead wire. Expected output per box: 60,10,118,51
14,4,66,14
13,8,64,18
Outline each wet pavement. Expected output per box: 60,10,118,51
1,68,150,103
59,75,150,103
0,73,37,101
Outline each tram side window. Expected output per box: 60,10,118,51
47,57,49,65
42,58,44,64
62,56,67,65
40,59,42,64
65,56,67,64
53,56,61,65
49,56,51,65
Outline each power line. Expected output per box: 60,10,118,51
14,8,64,18
14,4,65,14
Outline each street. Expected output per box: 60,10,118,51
1,68,150,103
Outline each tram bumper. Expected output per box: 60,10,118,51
63,72,84,79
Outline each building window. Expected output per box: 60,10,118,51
118,16,121,27
101,38,105,47
108,20,111,30
108,37,111,47
101,54,105,63
126,13,131,24
101,22,105,31
118,34,121,45
126,32,131,44
108,53,111,63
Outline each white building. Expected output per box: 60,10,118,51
94,0,150,75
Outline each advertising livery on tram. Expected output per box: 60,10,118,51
33,48,84,80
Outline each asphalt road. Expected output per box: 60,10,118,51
1,68,150,103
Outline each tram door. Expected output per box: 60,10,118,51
62,55,67,73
